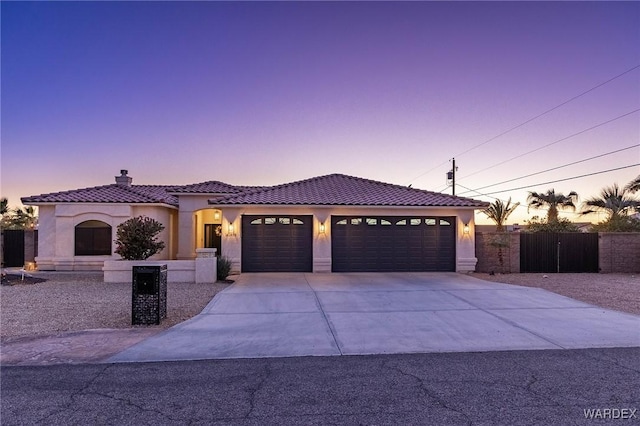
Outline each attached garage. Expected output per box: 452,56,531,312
331,216,456,272
241,215,313,272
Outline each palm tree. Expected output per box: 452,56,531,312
581,183,639,221
482,198,520,232
527,189,578,223
12,206,37,229
0,198,8,215
625,175,640,193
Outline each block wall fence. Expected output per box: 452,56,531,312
475,232,640,274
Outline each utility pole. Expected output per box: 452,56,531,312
447,158,458,196
452,157,456,196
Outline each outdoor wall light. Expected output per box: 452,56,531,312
319,223,326,234
227,223,236,237
463,224,470,235
214,211,220,220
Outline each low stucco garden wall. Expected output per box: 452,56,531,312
103,250,217,284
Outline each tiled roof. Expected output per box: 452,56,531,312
209,174,489,207
21,184,180,206
22,174,488,208
170,181,261,194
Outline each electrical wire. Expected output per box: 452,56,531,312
455,64,640,158
457,108,640,181
406,64,640,186
481,164,640,196
458,144,640,195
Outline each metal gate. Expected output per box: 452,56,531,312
2,230,25,267
520,233,599,273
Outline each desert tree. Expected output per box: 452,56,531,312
527,189,578,223
581,183,639,222
482,198,520,232
115,216,166,260
625,175,640,193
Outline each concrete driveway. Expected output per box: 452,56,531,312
110,273,640,363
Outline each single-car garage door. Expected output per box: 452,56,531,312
331,216,456,272
242,215,313,272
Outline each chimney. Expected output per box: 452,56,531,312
115,169,133,187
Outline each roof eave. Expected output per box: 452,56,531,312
21,201,178,210
207,202,487,209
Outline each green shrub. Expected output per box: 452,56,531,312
590,217,640,232
115,216,165,260
217,255,232,281
524,216,580,233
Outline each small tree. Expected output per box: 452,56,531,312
482,198,520,232
115,216,165,260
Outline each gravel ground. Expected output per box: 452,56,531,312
2,271,638,341
1,272,230,340
472,272,640,316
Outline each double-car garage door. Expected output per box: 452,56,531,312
331,216,456,272
241,215,456,273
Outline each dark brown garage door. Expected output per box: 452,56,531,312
242,215,313,272
331,216,456,272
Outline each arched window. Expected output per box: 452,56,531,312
75,220,112,256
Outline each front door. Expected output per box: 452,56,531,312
204,224,222,256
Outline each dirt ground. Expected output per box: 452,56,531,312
472,272,640,316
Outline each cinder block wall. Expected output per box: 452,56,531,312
598,233,640,273
475,233,520,274
24,230,36,264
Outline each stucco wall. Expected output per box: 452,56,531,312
219,206,479,273
34,203,176,271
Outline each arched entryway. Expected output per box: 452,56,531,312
194,209,223,256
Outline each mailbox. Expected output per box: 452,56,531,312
132,265,167,325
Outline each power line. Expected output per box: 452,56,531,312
406,64,640,185
458,144,640,195
455,64,640,158
481,163,640,196
405,160,449,186
457,108,640,181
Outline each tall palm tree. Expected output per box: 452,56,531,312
625,175,640,193
0,198,8,215
527,189,578,223
581,183,639,221
13,206,37,229
482,198,520,232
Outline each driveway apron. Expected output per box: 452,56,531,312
110,273,640,363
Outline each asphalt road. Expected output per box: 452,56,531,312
2,348,639,425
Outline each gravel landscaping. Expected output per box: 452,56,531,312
1,272,230,339
473,272,640,316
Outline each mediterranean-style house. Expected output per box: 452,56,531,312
22,170,489,274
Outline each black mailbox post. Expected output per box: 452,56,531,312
132,265,167,325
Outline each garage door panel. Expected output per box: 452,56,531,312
331,215,456,272
242,215,312,272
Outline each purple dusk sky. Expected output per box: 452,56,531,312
2,1,639,224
